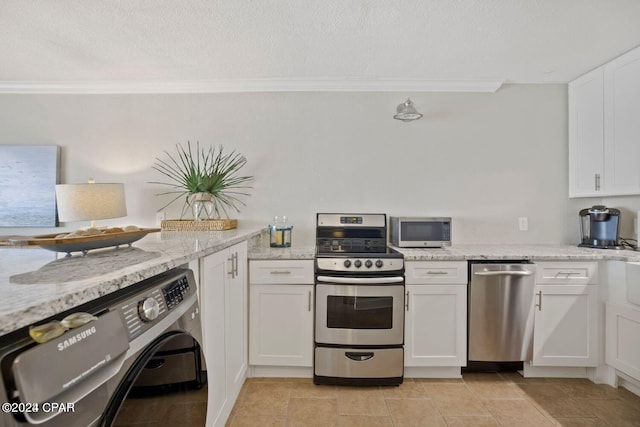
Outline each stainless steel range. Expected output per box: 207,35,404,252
314,213,405,386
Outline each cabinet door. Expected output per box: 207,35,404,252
569,67,604,197
533,285,597,366
249,284,313,366
226,242,248,398
200,249,229,426
604,47,640,195
200,242,248,427
404,284,467,367
606,303,640,381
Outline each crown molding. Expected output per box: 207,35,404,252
0,78,504,94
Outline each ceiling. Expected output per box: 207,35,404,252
1,0,640,93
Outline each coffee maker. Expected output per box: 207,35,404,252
579,205,622,249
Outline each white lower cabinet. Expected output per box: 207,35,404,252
532,263,598,367
249,284,313,366
405,284,467,366
249,260,314,369
404,262,467,370
606,303,640,381
199,241,247,427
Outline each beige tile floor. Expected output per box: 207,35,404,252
226,373,640,427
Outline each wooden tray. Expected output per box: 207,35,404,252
161,219,237,231
8,228,160,256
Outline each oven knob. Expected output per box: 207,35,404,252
365,260,373,268
354,260,362,268
138,297,160,322
375,260,384,268
343,260,352,268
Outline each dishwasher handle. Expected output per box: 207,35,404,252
474,270,533,277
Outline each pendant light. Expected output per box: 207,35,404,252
393,98,423,122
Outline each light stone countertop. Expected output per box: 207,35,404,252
0,223,266,338
249,245,317,260
4,233,640,339
247,243,640,262
394,244,640,262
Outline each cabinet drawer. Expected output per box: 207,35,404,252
249,260,314,284
535,262,598,285
405,262,467,285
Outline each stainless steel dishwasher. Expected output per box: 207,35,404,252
468,261,536,363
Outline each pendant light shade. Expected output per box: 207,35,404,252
394,98,423,122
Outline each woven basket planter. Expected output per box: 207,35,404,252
160,219,238,231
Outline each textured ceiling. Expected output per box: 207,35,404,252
1,0,640,91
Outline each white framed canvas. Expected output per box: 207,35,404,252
0,145,59,227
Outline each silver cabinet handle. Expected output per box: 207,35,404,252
227,254,234,278
595,173,601,191
308,290,312,312
227,253,238,278
556,271,581,278
234,252,239,277
474,270,533,277
426,271,448,275
270,270,292,275
535,291,542,311
405,291,410,311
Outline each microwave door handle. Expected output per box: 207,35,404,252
316,276,404,285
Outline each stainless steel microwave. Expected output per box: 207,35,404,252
389,217,451,248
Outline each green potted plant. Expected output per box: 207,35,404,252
151,142,253,227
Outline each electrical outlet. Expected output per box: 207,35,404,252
518,217,529,231
156,211,166,226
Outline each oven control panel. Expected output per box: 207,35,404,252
316,257,404,273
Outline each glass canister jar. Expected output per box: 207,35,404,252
270,216,293,248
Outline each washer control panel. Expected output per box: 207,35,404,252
162,275,191,310
121,288,167,339
117,270,195,341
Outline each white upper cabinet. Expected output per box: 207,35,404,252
569,46,640,197
603,47,640,195
569,68,604,197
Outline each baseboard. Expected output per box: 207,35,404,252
522,362,589,378
248,365,313,378
404,366,462,379
617,371,640,397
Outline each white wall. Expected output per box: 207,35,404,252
1,85,621,246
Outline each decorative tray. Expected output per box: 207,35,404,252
7,228,161,256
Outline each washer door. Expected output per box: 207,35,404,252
103,332,207,427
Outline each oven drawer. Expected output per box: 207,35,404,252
314,347,404,378
249,260,314,285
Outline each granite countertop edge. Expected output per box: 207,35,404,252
4,239,640,338
0,226,266,338
249,244,640,262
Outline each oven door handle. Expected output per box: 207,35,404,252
316,276,404,285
